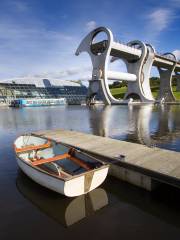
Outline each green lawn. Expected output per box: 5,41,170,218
110,86,127,99
110,86,180,100
172,87,180,100
151,86,180,100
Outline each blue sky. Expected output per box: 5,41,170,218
0,0,179,80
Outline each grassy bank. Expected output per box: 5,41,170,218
110,86,180,100
110,86,127,99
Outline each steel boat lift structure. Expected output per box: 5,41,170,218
75,27,180,105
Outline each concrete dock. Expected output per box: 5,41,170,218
32,129,180,191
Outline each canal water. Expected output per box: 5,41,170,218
0,104,180,240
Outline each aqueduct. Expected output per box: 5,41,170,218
75,27,180,104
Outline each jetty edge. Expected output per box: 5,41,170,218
32,129,180,191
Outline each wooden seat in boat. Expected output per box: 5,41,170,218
31,152,91,170
15,140,51,153
32,153,70,166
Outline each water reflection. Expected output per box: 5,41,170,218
88,105,180,150
0,105,179,152
1,105,180,239
151,105,180,143
16,171,108,227
89,105,130,137
128,105,180,148
104,177,180,230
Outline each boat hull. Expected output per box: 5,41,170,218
10,98,66,108
17,157,109,197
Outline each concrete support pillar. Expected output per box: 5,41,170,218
75,27,113,105
109,165,159,191
177,77,180,91
87,80,106,104
125,43,155,102
158,66,176,102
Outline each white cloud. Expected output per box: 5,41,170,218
0,18,84,78
85,21,97,31
22,66,92,80
0,21,73,43
146,8,174,33
0,3,96,80
173,50,180,60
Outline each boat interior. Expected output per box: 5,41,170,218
14,135,104,179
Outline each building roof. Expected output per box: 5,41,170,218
0,77,82,87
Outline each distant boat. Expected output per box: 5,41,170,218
14,135,109,197
10,98,66,107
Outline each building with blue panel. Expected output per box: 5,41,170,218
0,77,88,105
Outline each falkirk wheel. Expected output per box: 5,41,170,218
75,27,180,105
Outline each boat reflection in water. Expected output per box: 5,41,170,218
16,171,108,227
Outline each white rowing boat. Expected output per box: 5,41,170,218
14,134,109,197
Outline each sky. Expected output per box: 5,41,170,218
0,0,179,81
